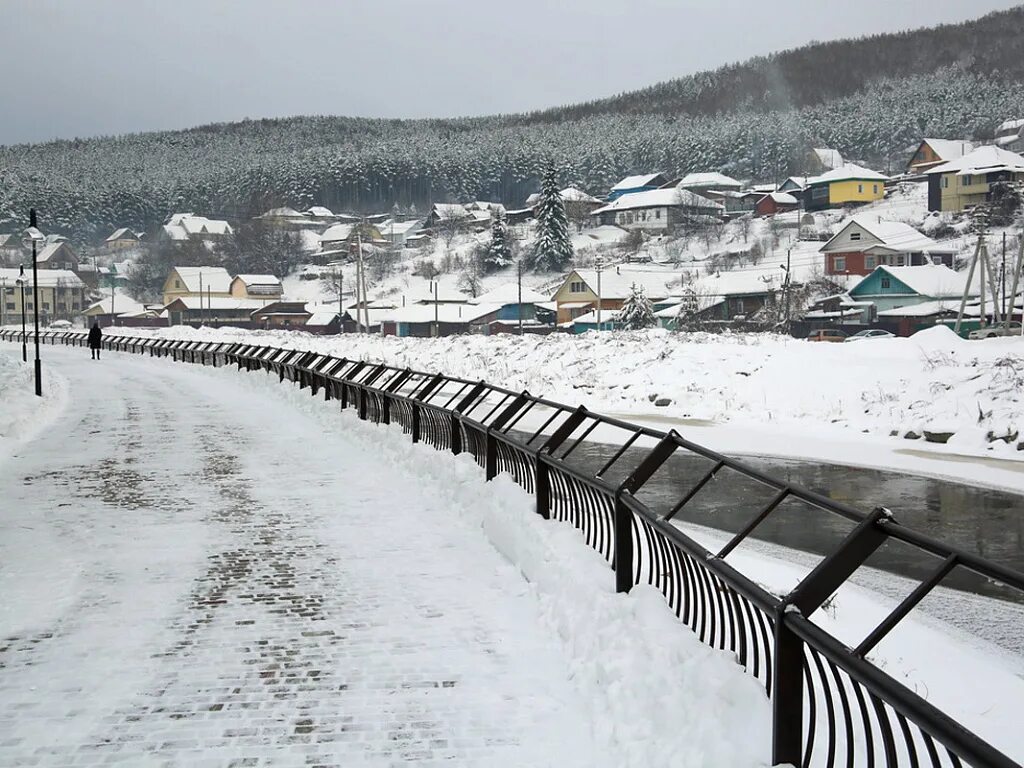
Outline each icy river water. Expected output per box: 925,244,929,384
556,439,1024,605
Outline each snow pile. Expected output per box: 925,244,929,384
112,325,1024,465
0,350,68,463
210,360,773,767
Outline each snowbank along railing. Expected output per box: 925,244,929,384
7,328,1023,768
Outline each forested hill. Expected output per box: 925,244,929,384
2,7,1024,242
528,6,1024,121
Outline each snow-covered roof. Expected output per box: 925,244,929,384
876,300,963,318
855,264,977,299
764,192,798,205
164,296,268,311
591,188,723,215
611,173,665,191
306,310,339,327
566,268,676,300
920,139,976,162
377,219,423,236
821,216,955,255
924,144,1024,176
36,242,74,264
469,284,551,305
431,203,472,220
106,227,138,242
810,163,888,184
387,302,504,325
678,172,743,189
170,266,232,293
689,269,782,298
812,148,845,170
84,290,147,317
996,118,1024,135
0,267,84,288
321,224,354,243
559,187,602,203
164,214,233,240
304,206,335,217
233,274,282,287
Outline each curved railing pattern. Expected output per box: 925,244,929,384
3,328,1023,768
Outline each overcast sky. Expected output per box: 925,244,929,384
0,0,1018,145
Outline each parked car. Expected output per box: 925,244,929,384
969,322,1022,340
49,319,73,329
807,329,847,343
844,329,895,342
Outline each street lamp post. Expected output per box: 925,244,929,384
23,210,45,397
17,266,27,362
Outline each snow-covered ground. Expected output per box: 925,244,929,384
103,323,1024,492
0,346,771,767
0,351,68,468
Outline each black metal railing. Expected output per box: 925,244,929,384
4,327,1022,768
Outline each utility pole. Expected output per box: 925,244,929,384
1002,232,1008,325
199,271,204,327
955,229,985,335
783,248,792,332
25,210,43,397
433,280,439,337
595,258,603,331
18,266,27,362
517,257,523,336
0,276,5,328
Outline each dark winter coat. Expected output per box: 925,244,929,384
88,326,102,349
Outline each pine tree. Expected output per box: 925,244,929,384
480,209,513,273
618,284,657,330
530,164,573,272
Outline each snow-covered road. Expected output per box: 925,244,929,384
0,347,616,767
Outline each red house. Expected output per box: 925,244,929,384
755,191,799,217
819,216,957,277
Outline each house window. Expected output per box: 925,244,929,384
834,256,846,272
42,302,50,310
850,232,861,241
570,280,586,293
962,175,972,186
175,279,181,289
3,287,12,295
896,255,906,266
881,278,891,289
873,185,879,194
942,177,949,189
26,303,33,310
5,303,13,311
865,256,876,269
858,184,864,193
655,210,661,219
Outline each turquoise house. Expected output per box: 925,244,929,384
847,264,974,314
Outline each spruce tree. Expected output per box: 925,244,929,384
618,284,657,330
480,209,513,273
530,165,573,272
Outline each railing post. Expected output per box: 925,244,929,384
358,386,367,420
450,413,462,456
340,383,348,410
535,452,551,520
613,495,634,594
772,602,805,766
411,403,421,443
485,430,497,480
381,393,391,425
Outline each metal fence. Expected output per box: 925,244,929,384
4,328,1023,768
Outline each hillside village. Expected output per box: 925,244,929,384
3,125,1024,341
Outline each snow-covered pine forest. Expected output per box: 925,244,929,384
2,4,1024,241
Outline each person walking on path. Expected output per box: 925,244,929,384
88,322,103,360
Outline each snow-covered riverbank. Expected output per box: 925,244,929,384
103,325,1024,490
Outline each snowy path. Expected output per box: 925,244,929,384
0,347,606,767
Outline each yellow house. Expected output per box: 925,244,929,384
162,266,232,307
552,267,673,325
805,164,888,211
925,145,1024,213
229,274,283,301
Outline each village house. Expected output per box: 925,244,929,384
804,164,888,211
164,296,266,327
0,267,88,325
805,147,845,174
677,172,744,197
657,270,781,327
702,190,761,217
924,145,1024,213
590,188,723,233
607,173,671,201
376,219,424,248
0,234,24,266
525,187,604,222
424,203,473,230
104,228,142,251
83,290,165,328
551,267,675,325
35,240,79,272
819,217,957,276
995,118,1024,154
468,283,553,325
250,301,342,333
229,274,284,302
374,302,505,337
319,222,386,253
255,207,316,229
755,192,800,217
906,139,976,175
161,265,232,306
846,264,977,316
162,213,234,243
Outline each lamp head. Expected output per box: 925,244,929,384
22,227,45,250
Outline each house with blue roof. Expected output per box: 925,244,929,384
607,172,671,200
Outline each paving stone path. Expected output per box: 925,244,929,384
0,348,600,767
